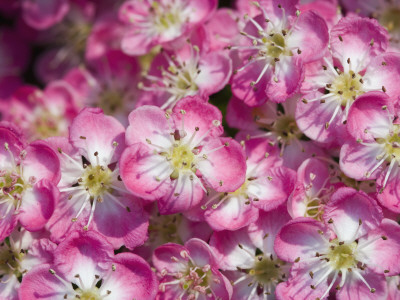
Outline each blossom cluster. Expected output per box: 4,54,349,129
1,0,400,299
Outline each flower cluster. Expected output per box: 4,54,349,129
0,0,400,299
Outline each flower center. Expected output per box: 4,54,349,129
148,213,183,245
81,165,113,197
250,255,282,284
273,115,302,142
0,242,24,277
168,143,197,179
330,71,364,106
79,288,102,300
327,240,357,270
0,170,25,208
151,1,184,33
98,89,125,115
33,107,67,139
262,33,290,59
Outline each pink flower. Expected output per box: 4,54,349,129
296,16,399,144
227,96,326,170
120,96,247,214
196,137,295,231
0,84,81,141
275,187,400,299
63,50,141,126
21,0,70,30
153,238,232,299
19,230,158,300
45,108,149,249
210,206,292,299
134,203,212,261
0,227,56,300
119,0,217,56
137,37,232,109
0,123,60,242
340,91,400,213
288,158,338,219
230,0,329,105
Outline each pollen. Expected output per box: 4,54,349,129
326,240,357,270
331,71,364,106
81,165,113,197
169,144,196,179
78,288,102,300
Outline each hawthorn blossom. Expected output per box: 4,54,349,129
196,137,295,231
210,206,292,299
340,91,400,213
0,83,81,141
227,96,325,169
137,37,232,109
0,228,56,300
120,96,247,214
119,0,217,56
296,16,400,144
19,230,158,300
0,123,60,242
153,238,232,299
45,108,149,249
229,0,329,105
275,187,400,299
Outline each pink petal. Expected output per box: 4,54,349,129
323,187,383,242
186,0,217,24
101,253,158,300
330,15,388,68
231,59,270,107
153,243,189,273
347,91,393,142
69,107,125,165
173,96,223,143
340,140,385,181
296,91,344,143
336,270,387,300
18,179,59,232
22,140,61,184
288,10,329,63
204,197,259,231
198,137,246,192
119,143,172,201
126,105,172,147
274,217,329,262
158,172,204,214
196,52,232,96
253,167,296,211
265,56,303,103
19,264,69,299
91,194,149,250
54,230,114,280
248,206,292,254
22,0,69,30
210,228,255,270
185,238,218,267
357,219,400,276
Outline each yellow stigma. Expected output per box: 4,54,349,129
81,165,113,197
327,240,357,270
79,289,101,300
169,144,196,179
375,124,400,161
273,115,302,142
262,33,291,59
331,71,364,105
249,255,284,284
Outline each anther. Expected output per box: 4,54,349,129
338,35,343,42
382,86,387,92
